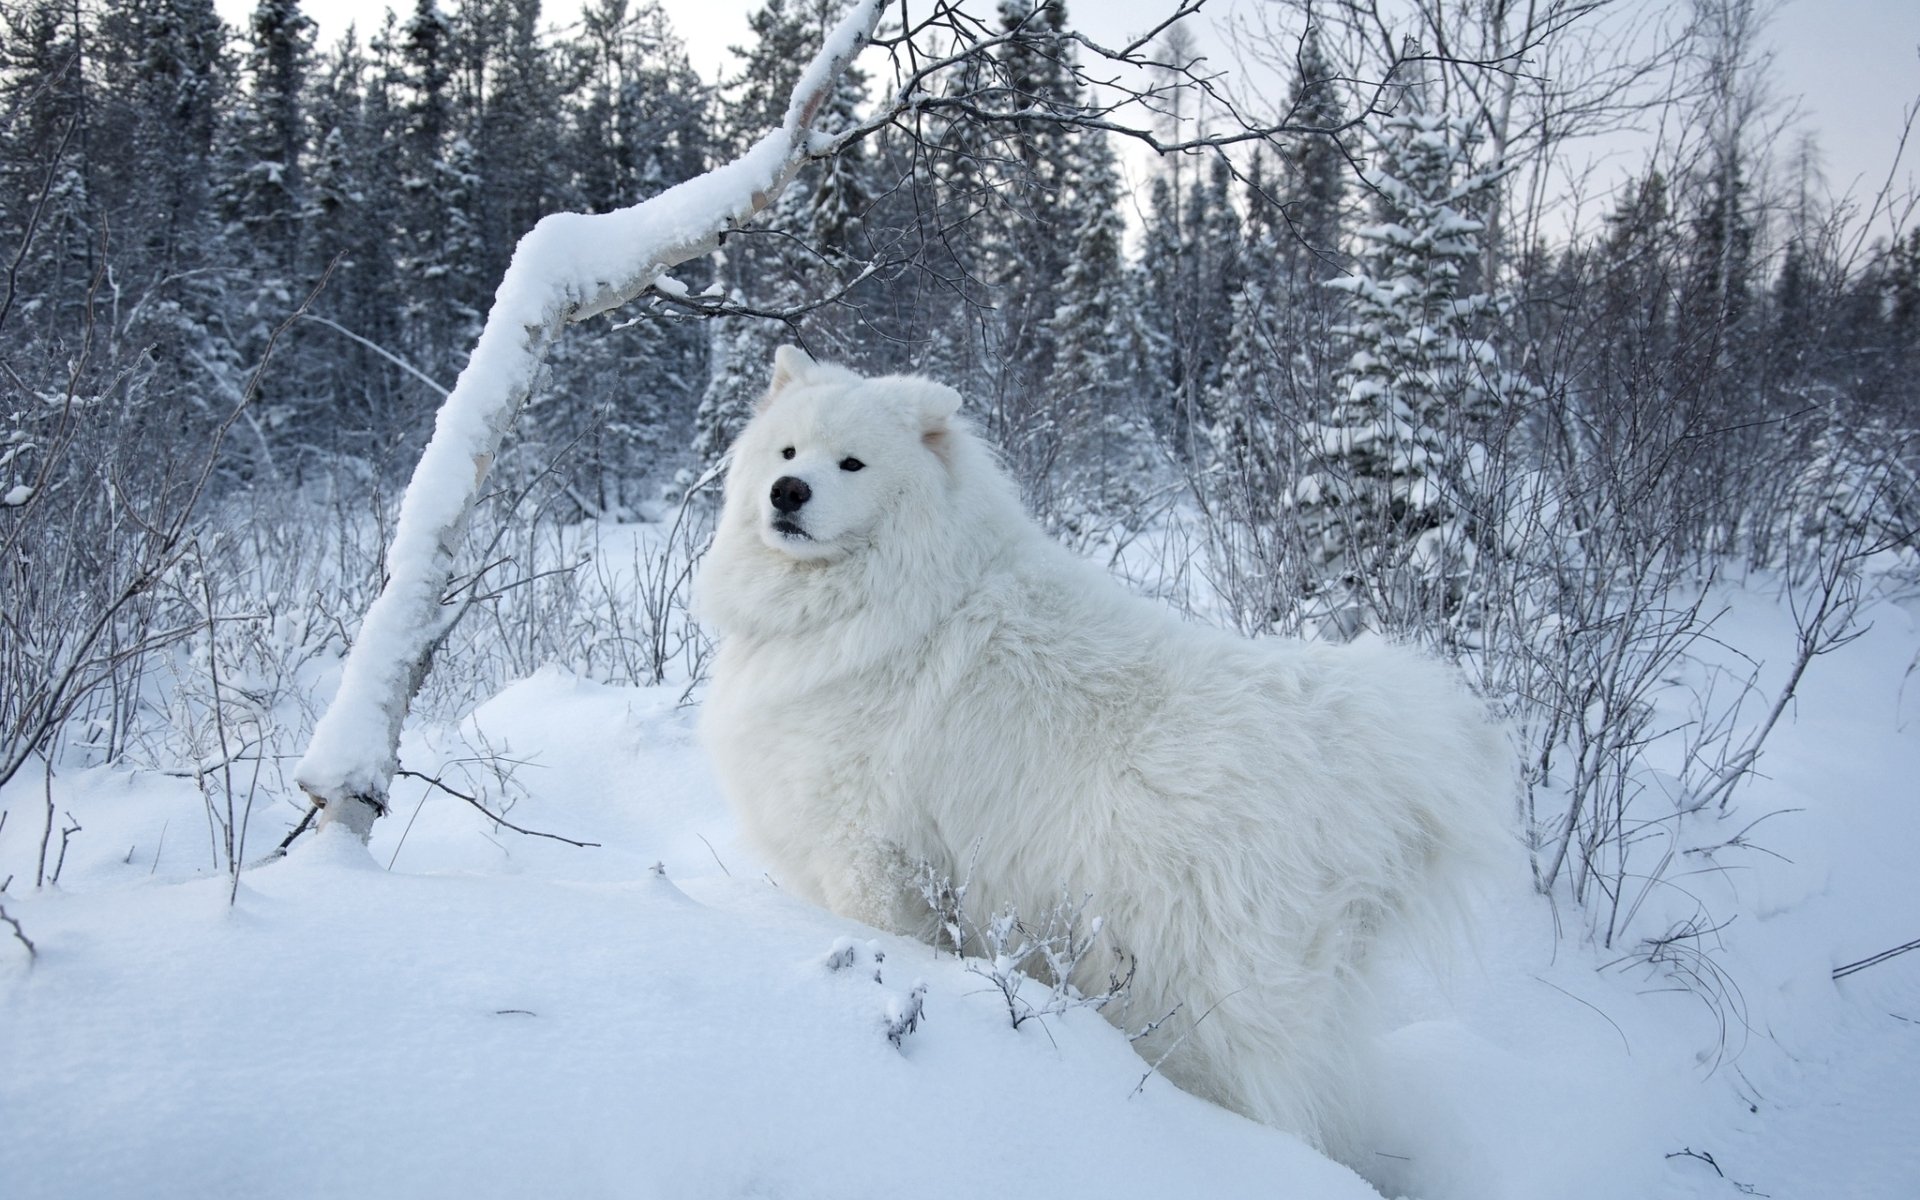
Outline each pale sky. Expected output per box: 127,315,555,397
213,0,1920,240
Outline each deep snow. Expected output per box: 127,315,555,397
3,554,1918,1199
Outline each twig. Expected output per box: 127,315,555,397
1130,988,1245,1099
273,805,320,858
50,811,80,887
695,832,732,876
297,314,450,397
0,899,34,960
1529,973,1631,1056
1833,938,1920,981
394,768,600,848
1665,1148,1770,1195
1665,1147,1723,1176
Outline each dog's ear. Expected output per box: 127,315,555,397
759,345,815,411
910,379,963,463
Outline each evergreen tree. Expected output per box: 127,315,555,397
102,0,229,278
90,0,239,455
200,0,323,472
222,0,315,273
461,0,562,285
900,54,998,395
1280,22,1346,267
1138,152,1240,460
690,0,874,473
558,0,712,504
569,0,707,212
1044,129,1155,512
1301,110,1524,638
296,27,405,461
390,0,481,377
1209,153,1285,482
0,0,100,334
1180,155,1242,426
1682,139,1756,346
689,296,770,476
1135,173,1182,432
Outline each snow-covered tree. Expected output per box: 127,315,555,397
1280,22,1347,269
222,0,315,272
1135,173,1182,434
985,0,1079,398
554,0,712,507
1208,155,1285,481
688,0,879,473
389,0,483,376
1301,109,1526,637
1138,151,1242,461
1044,128,1156,513
689,298,771,475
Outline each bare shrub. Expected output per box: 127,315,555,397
914,857,1138,1034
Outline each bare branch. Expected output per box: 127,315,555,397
394,768,600,849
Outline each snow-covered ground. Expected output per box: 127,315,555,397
3,548,1917,1199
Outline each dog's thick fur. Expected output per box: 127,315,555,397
696,347,1510,1151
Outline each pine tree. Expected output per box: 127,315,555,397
987,0,1079,400
390,0,480,378
689,0,875,473
1135,173,1182,434
88,0,241,460
570,0,708,212
1683,139,1756,349
1044,128,1155,513
462,0,562,286
1139,153,1240,460
558,0,713,505
223,0,315,273
197,0,321,472
102,0,229,278
1209,153,1285,481
689,297,770,476
1280,22,1346,268
1301,110,1524,638
1179,155,1242,428
907,56,993,387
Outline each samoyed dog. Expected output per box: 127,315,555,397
696,346,1510,1153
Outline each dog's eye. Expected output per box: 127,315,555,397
781,447,795,460
839,457,865,472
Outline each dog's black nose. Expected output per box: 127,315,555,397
770,475,812,513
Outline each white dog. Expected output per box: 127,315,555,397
696,347,1510,1152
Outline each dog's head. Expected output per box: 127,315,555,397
722,345,963,564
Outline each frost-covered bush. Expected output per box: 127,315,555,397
824,936,928,1049
914,860,1139,1034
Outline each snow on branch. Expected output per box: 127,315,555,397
293,0,887,840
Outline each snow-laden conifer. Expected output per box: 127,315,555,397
1301,109,1532,638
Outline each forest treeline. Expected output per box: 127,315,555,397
3,0,1916,517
